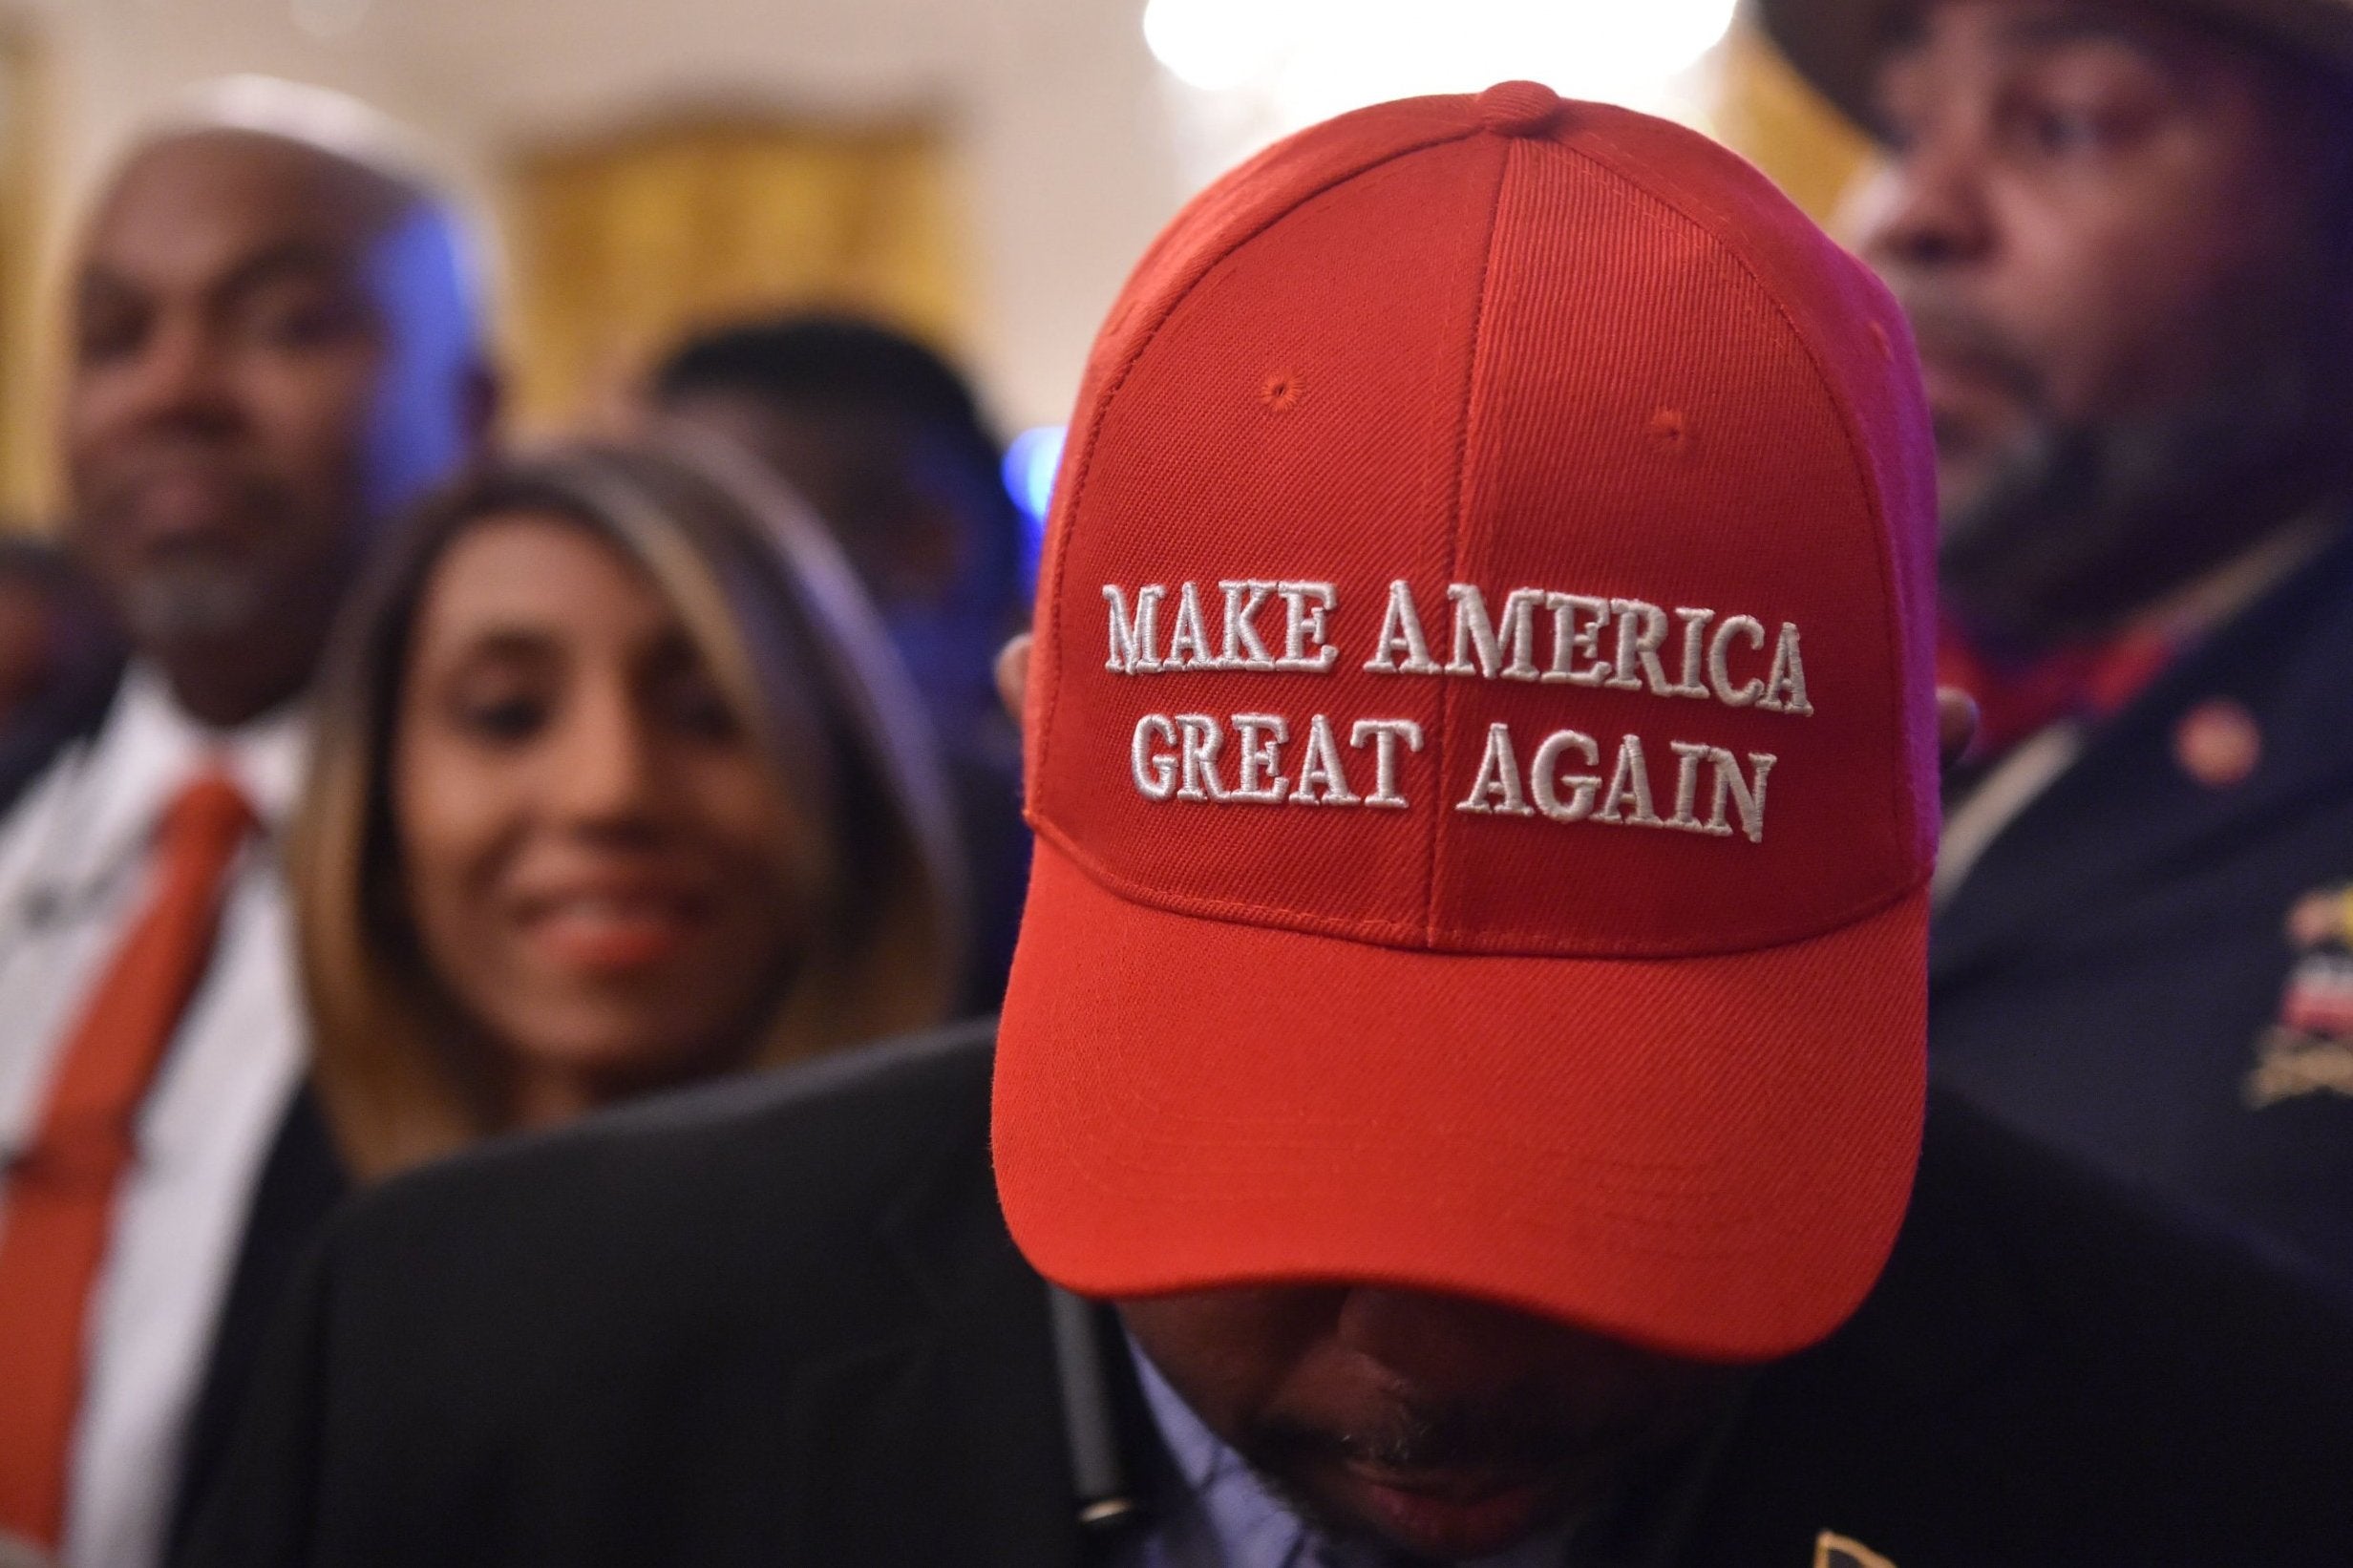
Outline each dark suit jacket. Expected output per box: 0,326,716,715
168,1087,350,1557
0,655,117,820
1934,528,2353,1283
182,1023,2353,1568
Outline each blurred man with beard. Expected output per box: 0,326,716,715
1760,0,2353,1282
0,80,489,1568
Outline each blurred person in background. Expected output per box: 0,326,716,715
648,314,1029,1009
1761,0,2353,1282
0,79,490,1568
0,538,123,817
293,438,965,1179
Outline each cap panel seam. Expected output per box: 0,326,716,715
1031,124,1482,822
1423,135,1516,943
1532,130,1926,871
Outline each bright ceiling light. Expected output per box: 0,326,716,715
1142,0,1289,93
1142,0,1737,123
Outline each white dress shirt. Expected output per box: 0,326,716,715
0,665,307,1568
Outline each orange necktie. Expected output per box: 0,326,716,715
0,771,254,1548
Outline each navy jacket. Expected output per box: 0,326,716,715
1933,529,2353,1283
182,1024,2353,1568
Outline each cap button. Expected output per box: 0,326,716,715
1476,80,1563,138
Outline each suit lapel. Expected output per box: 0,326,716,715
1674,1093,2030,1565
1934,529,2353,984
168,1086,349,1558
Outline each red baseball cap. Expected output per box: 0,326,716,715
994,82,1938,1363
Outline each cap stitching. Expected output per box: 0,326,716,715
1031,119,1484,818
1423,135,1515,943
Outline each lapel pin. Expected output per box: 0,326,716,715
2173,696,2260,790
2247,882,2353,1108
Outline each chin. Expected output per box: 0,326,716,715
1301,1464,1572,1562
525,1025,699,1074
119,565,269,648
500,1020,677,1086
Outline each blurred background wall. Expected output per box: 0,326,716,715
0,0,1866,520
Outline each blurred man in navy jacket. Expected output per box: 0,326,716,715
1764,0,2353,1282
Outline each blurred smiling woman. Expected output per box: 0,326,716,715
295,437,966,1178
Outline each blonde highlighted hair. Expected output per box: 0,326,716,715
294,434,968,1179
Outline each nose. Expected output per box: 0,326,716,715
544,678,662,837
112,317,242,437
1854,135,1995,277
1331,1287,1557,1397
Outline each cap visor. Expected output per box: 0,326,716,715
994,841,1925,1363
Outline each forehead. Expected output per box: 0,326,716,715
414,512,675,647
78,130,402,290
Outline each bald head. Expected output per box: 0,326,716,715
100,123,424,241
65,122,491,726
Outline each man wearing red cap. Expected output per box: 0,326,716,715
187,86,2353,1568
1758,0,2353,1284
